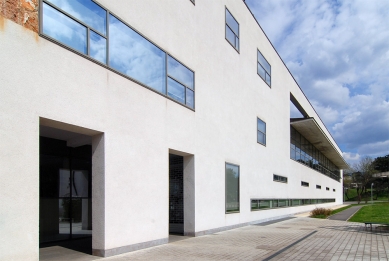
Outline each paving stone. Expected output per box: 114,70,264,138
39,217,389,261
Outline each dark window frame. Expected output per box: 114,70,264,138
225,7,239,52
301,181,309,187
257,49,271,87
257,117,266,146
316,185,321,189
273,174,287,183
39,0,195,110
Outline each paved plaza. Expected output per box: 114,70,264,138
40,215,389,261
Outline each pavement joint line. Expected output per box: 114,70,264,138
262,230,318,261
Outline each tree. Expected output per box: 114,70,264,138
352,156,377,204
373,154,389,172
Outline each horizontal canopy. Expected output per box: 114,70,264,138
291,118,349,169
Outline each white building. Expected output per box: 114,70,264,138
0,0,348,259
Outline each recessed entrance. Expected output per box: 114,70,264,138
38,119,104,258
169,154,184,235
39,136,92,244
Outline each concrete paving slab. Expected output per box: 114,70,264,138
328,206,363,221
39,217,389,261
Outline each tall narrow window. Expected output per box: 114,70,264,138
257,118,266,145
257,50,271,86
225,8,239,51
225,163,239,213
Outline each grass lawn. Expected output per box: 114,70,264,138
348,202,389,223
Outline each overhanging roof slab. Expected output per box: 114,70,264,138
291,118,349,169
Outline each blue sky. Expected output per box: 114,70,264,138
246,0,389,166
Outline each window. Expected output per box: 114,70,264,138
301,181,309,187
41,0,195,109
225,8,239,51
316,185,321,189
251,198,335,211
290,126,340,182
167,56,195,108
333,189,336,192
326,187,330,191
273,174,287,183
257,118,266,145
257,50,271,86
225,163,239,213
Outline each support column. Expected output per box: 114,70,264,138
183,155,195,236
92,134,105,256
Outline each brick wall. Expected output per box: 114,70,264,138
0,0,38,32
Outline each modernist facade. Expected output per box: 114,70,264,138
0,0,348,259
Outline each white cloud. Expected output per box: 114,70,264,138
246,0,389,160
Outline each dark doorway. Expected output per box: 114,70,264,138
39,136,92,246
169,154,184,235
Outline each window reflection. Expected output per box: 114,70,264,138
186,89,194,109
225,8,239,51
168,56,194,89
90,31,106,64
42,1,195,109
109,15,166,94
46,0,106,35
168,78,185,104
257,118,266,145
43,3,87,54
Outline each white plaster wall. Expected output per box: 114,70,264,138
0,0,345,259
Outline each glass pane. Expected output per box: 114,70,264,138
43,3,87,54
59,169,70,197
257,119,266,133
226,164,239,212
167,78,185,104
251,200,259,210
225,25,236,47
186,88,194,109
72,170,88,198
257,131,265,144
109,15,166,94
235,36,239,51
290,147,295,160
258,51,271,73
47,0,106,35
259,200,270,209
226,9,239,35
71,199,92,237
168,56,194,89
90,30,106,64
266,74,271,86
59,198,71,236
257,63,266,80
